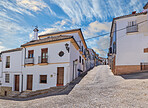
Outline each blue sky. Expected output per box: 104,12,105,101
0,0,147,57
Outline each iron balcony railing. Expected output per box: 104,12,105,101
25,58,34,64
38,56,48,63
126,25,138,33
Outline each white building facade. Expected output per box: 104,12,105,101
0,29,88,96
109,4,148,75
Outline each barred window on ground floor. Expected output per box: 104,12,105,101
5,74,9,83
40,75,47,83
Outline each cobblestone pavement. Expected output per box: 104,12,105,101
1,65,148,108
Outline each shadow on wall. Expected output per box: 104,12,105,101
120,71,148,79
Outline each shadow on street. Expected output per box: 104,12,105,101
0,71,88,101
120,71,148,79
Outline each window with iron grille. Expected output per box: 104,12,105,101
40,75,47,83
6,56,10,68
5,74,9,83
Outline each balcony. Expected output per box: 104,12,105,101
25,58,34,64
126,25,138,33
38,56,48,65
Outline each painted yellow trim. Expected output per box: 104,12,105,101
22,62,70,66
48,62,70,65
82,54,85,58
38,63,48,66
70,39,79,50
22,38,79,51
79,51,83,54
25,64,34,66
78,31,87,49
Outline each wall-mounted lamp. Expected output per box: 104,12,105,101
65,43,69,53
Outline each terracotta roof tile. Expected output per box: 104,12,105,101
1,48,23,53
21,35,73,47
38,28,81,37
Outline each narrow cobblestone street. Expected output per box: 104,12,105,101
1,65,148,108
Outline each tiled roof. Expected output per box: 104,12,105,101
21,35,73,47
38,28,81,37
114,11,147,20
1,48,23,53
143,2,148,9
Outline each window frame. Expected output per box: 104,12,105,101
79,56,81,63
5,74,9,83
28,50,34,58
41,48,48,63
40,75,47,84
6,56,10,68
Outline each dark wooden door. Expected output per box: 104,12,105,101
27,75,33,90
15,75,19,91
57,67,64,86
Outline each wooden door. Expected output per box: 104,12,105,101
57,67,64,86
27,75,33,90
15,75,19,91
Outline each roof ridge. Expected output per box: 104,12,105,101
38,28,81,37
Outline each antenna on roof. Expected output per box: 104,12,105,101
33,25,39,40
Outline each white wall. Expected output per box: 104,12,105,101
22,41,71,91
23,64,69,91
0,51,22,91
2,51,22,73
24,41,70,64
0,62,2,77
116,14,148,65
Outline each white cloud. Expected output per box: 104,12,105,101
38,28,58,36
16,0,54,14
97,36,110,50
0,1,34,16
87,35,110,57
93,48,107,57
83,21,111,38
51,0,144,24
0,42,7,52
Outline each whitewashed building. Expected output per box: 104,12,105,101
0,28,88,96
87,48,96,69
108,3,148,75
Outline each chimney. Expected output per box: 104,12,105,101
132,11,136,14
33,27,39,40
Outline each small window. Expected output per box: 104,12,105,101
128,21,136,26
40,75,47,83
6,56,10,68
79,56,81,63
28,50,34,58
5,74,9,83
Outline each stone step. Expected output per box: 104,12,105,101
9,91,20,97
